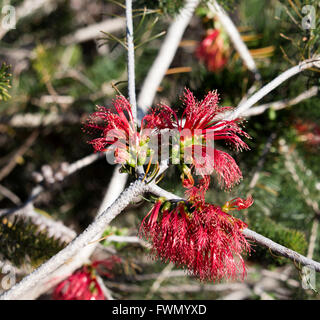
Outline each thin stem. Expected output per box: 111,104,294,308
227,58,320,120
209,0,261,81
126,0,137,122
137,0,200,116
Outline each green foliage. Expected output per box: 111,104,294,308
0,63,11,101
0,217,67,267
102,226,129,250
134,0,184,15
248,214,308,266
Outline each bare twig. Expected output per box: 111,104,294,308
1,112,80,128
61,18,125,45
243,229,320,273
209,0,261,80
242,86,319,117
307,219,319,260
126,0,137,121
137,0,200,115
146,263,174,299
96,275,114,300
0,153,103,218
227,58,320,120
0,130,39,182
0,184,21,205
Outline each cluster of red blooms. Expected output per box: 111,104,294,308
84,88,253,281
140,196,253,281
53,256,121,300
293,119,320,150
196,28,230,72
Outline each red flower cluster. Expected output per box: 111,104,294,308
172,89,250,192
196,28,230,72
84,89,253,281
140,196,253,281
294,119,320,149
53,256,121,300
84,89,249,193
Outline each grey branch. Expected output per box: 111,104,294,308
242,86,319,117
137,0,200,114
126,0,137,121
0,180,148,300
209,1,261,80
243,229,320,272
61,18,125,45
1,152,103,218
17,165,129,300
227,58,320,120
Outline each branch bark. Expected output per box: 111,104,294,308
227,58,320,120
137,0,200,115
126,0,137,121
148,184,320,273
209,0,261,80
242,86,319,117
0,180,148,300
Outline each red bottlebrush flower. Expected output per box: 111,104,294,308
53,267,105,300
83,95,138,166
156,88,250,190
140,198,252,282
196,28,229,72
83,95,168,167
222,195,254,213
294,119,320,149
185,175,210,202
53,256,121,300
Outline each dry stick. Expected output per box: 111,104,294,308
61,18,125,45
146,263,174,299
0,184,21,205
0,130,39,182
104,281,247,294
307,220,319,260
137,0,200,115
0,152,103,218
126,0,137,121
0,153,103,253
133,270,187,281
242,86,319,118
209,0,261,81
0,179,148,300
148,184,320,273
226,58,320,121
1,112,80,128
96,275,114,300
